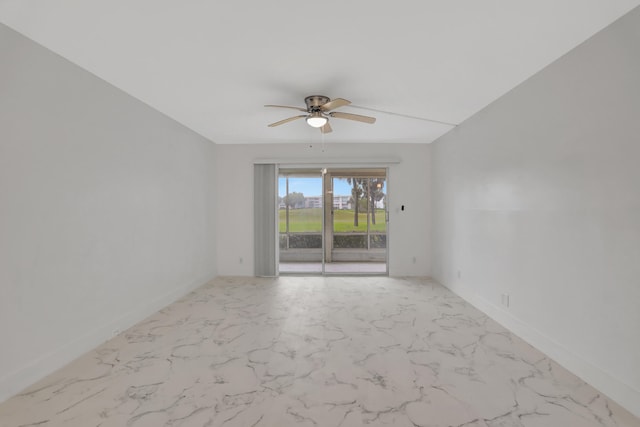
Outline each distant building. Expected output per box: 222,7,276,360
304,196,322,208
305,195,353,209
332,195,352,209
279,194,384,210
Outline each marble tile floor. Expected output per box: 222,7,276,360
0,276,638,427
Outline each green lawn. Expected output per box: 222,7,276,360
279,208,386,233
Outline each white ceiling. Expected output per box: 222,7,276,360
1,1,639,144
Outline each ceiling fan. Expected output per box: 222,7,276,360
265,95,376,134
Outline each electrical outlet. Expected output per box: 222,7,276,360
239,257,243,264
457,270,461,279
412,256,417,264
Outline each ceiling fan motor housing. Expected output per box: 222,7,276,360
305,95,330,112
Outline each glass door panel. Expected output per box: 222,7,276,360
325,171,388,274
278,171,323,274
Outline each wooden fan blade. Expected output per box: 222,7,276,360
268,115,306,127
264,104,308,112
330,111,376,124
320,98,351,112
320,122,332,134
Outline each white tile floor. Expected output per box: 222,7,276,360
0,276,638,426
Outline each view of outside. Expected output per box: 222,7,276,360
278,176,323,250
278,174,386,252
332,177,386,250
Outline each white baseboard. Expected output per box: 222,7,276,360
439,281,640,418
0,273,216,404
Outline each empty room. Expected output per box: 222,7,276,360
1,1,639,426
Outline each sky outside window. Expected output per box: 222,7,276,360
278,177,353,197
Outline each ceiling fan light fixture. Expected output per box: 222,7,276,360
306,112,328,128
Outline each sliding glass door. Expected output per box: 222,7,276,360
278,167,388,275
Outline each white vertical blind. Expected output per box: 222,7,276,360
254,164,277,276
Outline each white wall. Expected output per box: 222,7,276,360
431,8,640,416
216,143,431,277
0,24,217,402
